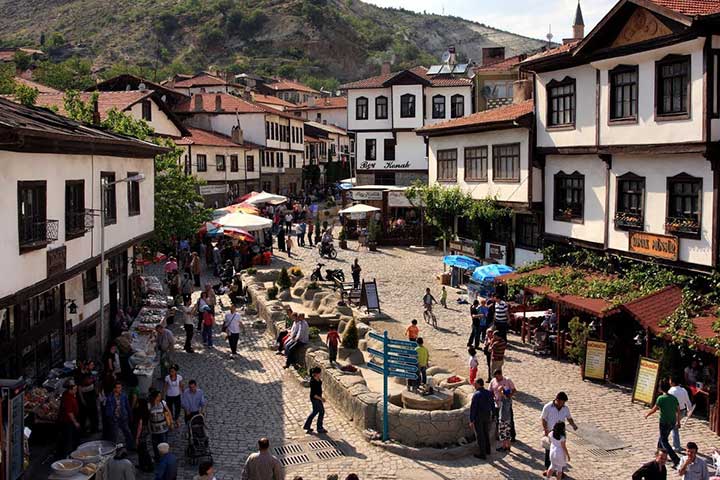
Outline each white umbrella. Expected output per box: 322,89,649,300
339,204,381,215
245,191,288,205
213,212,273,232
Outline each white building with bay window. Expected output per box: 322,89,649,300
523,0,720,271
341,65,472,186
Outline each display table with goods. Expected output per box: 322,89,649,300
49,440,115,479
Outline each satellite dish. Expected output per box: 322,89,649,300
441,51,451,64
138,82,147,91
161,94,167,103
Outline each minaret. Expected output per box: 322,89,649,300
573,1,585,39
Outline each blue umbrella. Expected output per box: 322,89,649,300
472,264,515,282
443,255,482,270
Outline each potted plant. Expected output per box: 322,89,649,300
276,267,292,290
367,216,380,251
567,316,590,377
338,227,348,249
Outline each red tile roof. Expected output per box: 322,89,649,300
252,93,297,108
14,77,61,94
523,40,579,64
174,74,228,88
292,96,347,110
175,127,259,148
474,55,525,73
33,91,153,119
265,79,320,94
255,102,305,120
417,100,533,134
622,285,683,330
649,0,720,16
340,66,472,90
174,93,266,114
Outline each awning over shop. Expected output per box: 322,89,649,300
339,204,381,215
213,212,273,232
245,191,287,205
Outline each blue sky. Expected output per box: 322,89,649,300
363,0,618,41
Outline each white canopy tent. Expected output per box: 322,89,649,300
213,212,273,232
245,191,288,205
339,204,381,215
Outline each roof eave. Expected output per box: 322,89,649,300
417,115,532,137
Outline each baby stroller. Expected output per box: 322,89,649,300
532,327,552,356
186,414,213,465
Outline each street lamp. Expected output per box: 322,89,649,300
99,173,145,332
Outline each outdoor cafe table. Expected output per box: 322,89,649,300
515,311,549,343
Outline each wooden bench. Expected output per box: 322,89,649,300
333,278,361,305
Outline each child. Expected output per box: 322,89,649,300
303,367,326,434
415,338,429,385
405,319,419,341
547,421,569,479
326,325,340,365
478,299,489,342
468,347,478,386
497,387,513,452
440,286,448,308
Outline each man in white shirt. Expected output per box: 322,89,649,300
223,304,243,357
669,376,693,453
541,392,578,469
284,314,309,369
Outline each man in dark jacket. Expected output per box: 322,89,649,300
632,449,668,480
469,378,494,460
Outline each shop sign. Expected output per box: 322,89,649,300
583,340,607,381
632,357,661,406
199,184,229,196
628,232,679,261
388,190,417,208
358,161,412,170
351,190,383,201
47,246,66,278
486,242,507,265
450,240,476,257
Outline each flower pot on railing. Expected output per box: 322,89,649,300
614,212,643,230
665,217,700,236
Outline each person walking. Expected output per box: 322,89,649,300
154,443,178,480
163,367,183,426
181,274,193,304
351,259,362,290
297,222,306,247
469,378,494,460
541,392,578,470
190,252,202,287
277,228,286,253
497,388,513,453
669,376,692,453
492,294,509,336
104,381,135,450
468,347,479,386
241,438,284,480
489,369,516,442
194,461,215,480
148,391,171,461
307,220,314,247
201,304,215,348
286,235,294,258
468,300,482,349
405,319,419,342
632,449,668,480
547,422,570,479
224,304,243,356
181,380,207,423
77,362,99,434
303,367,327,434
326,325,340,365
440,286,448,308
156,324,175,378
181,298,195,353
415,338,429,386
489,332,507,379
194,291,211,331
645,381,681,468
483,328,494,382
678,442,709,480
106,446,135,480
285,211,293,234
133,399,154,473
58,380,81,457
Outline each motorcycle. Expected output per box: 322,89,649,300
318,242,338,259
310,263,345,282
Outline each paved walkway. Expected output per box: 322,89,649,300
141,240,716,479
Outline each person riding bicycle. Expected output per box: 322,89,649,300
422,288,437,313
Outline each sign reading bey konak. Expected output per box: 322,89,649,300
628,232,679,261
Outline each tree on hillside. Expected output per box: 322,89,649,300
34,57,94,91
62,93,210,248
0,63,16,95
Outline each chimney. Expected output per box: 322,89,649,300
308,96,316,107
242,87,252,102
214,94,222,112
573,1,585,40
194,95,204,112
92,97,100,125
381,61,392,76
448,45,457,66
231,125,244,145
513,79,533,104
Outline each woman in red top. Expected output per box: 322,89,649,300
58,380,81,456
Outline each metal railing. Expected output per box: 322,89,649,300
19,219,59,248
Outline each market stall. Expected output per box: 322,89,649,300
442,255,481,288
244,191,287,205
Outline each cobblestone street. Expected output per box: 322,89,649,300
149,240,717,479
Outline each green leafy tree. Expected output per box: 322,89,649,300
13,51,31,72
342,318,359,349
406,181,470,254
0,63,16,94
34,57,93,91
276,267,292,290
14,83,39,106
64,91,98,124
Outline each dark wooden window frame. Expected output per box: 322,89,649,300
230,154,239,172
665,173,702,239
437,148,458,182
83,266,99,303
655,54,691,120
546,77,576,129
516,213,543,251
609,64,639,124
356,96,369,120
614,172,645,231
464,146,488,182
18,180,49,252
400,93,416,118
553,170,584,223
216,154,226,171
451,94,464,118
492,143,521,183
196,154,207,172
246,155,254,172
141,100,152,121
383,138,395,161
100,172,117,226
432,94,445,119
65,179,85,240
365,138,376,161
375,96,388,120
127,171,141,217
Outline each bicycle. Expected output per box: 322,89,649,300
423,304,437,328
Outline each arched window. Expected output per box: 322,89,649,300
375,96,388,119
451,94,464,118
356,97,368,120
400,93,415,118
432,95,445,119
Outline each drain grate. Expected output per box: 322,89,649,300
587,447,624,458
274,444,304,456
314,449,345,460
279,454,311,466
308,440,337,451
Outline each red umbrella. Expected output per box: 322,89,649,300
239,191,259,202
221,226,256,242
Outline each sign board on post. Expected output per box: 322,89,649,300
583,340,607,381
632,357,661,406
628,232,679,261
350,190,383,201
485,242,507,264
367,331,418,441
360,279,381,313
